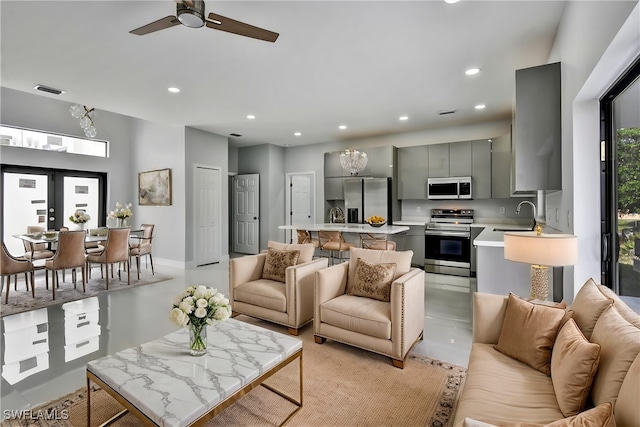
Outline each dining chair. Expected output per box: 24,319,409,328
129,224,155,280
1,242,35,303
21,225,55,262
86,228,131,288
44,230,86,300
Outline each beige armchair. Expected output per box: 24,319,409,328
230,240,329,336
314,247,425,368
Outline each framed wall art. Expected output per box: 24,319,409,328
138,168,172,206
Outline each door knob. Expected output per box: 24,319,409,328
254,217,258,220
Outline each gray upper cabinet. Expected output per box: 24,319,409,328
491,132,512,198
398,145,429,199
513,62,562,192
325,152,348,177
472,139,492,199
364,145,396,178
325,177,345,200
428,144,449,177
449,141,472,176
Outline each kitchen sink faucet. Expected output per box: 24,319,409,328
516,200,542,234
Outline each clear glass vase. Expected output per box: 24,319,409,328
189,324,207,357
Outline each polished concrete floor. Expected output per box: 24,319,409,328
0,258,475,415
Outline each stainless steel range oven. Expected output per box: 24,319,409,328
425,209,474,277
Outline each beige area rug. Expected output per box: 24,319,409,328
0,268,172,318
3,316,466,427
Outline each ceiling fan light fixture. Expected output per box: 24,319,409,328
177,1,205,28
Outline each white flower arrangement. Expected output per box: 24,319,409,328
109,202,132,219
69,210,91,224
169,285,231,352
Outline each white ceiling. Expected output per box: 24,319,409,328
0,0,567,148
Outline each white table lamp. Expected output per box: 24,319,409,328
504,231,577,300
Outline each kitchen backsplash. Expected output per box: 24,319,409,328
401,198,536,222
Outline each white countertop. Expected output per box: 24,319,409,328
279,223,409,235
474,224,561,247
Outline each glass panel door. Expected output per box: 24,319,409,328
2,172,52,256
63,176,99,230
1,166,106,257
613,77,640,297
601,56,640,300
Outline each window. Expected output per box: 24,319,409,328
0,125,108,157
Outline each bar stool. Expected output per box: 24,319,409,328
296,229,320,257
360,233,397,251
318,231,355,265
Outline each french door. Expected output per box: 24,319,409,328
600,56,640,297
1,165,106,256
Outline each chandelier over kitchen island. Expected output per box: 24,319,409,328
340,149,368,175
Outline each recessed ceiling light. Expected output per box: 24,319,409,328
399,116,409,121
168,87,180,93
339,125,347,130
465,68,480,76
294,132,302,136
445,0,460,3
475,104,486,110
284,144,291,147
247,115,256,120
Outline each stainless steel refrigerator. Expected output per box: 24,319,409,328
343,177,394,224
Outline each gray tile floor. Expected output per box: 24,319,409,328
0,259,473,415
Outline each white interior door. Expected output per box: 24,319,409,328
233,174,259,254
195,166,221,266
286,173,315,243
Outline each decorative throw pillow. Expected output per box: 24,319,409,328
347,257,397,302
551,318,601,417
589,304,640,407
567,278,613,340
261,248,300,283
544,402,615,427
347,247,412,294
267,240,314,264
494,293,566,375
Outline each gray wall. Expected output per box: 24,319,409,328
185,126,230,265
237,144,286,250
130,118,186,267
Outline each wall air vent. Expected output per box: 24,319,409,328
438,109,457,115
229,133,242,137
33,84,65,95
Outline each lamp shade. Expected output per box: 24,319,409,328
504,232,577,266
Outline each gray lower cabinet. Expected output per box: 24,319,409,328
472,139,492,199
398,145,429,199
403,225,425,267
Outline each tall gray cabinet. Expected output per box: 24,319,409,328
513,62,562,192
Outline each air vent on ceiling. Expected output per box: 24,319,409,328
33,84,65,95
229,133,242,137
438,109,457,115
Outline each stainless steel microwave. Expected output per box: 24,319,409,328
427,177,472,200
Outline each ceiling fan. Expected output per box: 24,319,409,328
129,0,279,43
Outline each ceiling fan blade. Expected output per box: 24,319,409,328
206,13,279,43
130,16,180,36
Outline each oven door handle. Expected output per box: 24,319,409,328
424,230,470,237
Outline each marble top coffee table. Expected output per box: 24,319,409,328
86,318,303,426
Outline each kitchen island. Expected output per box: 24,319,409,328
473,225,557,298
